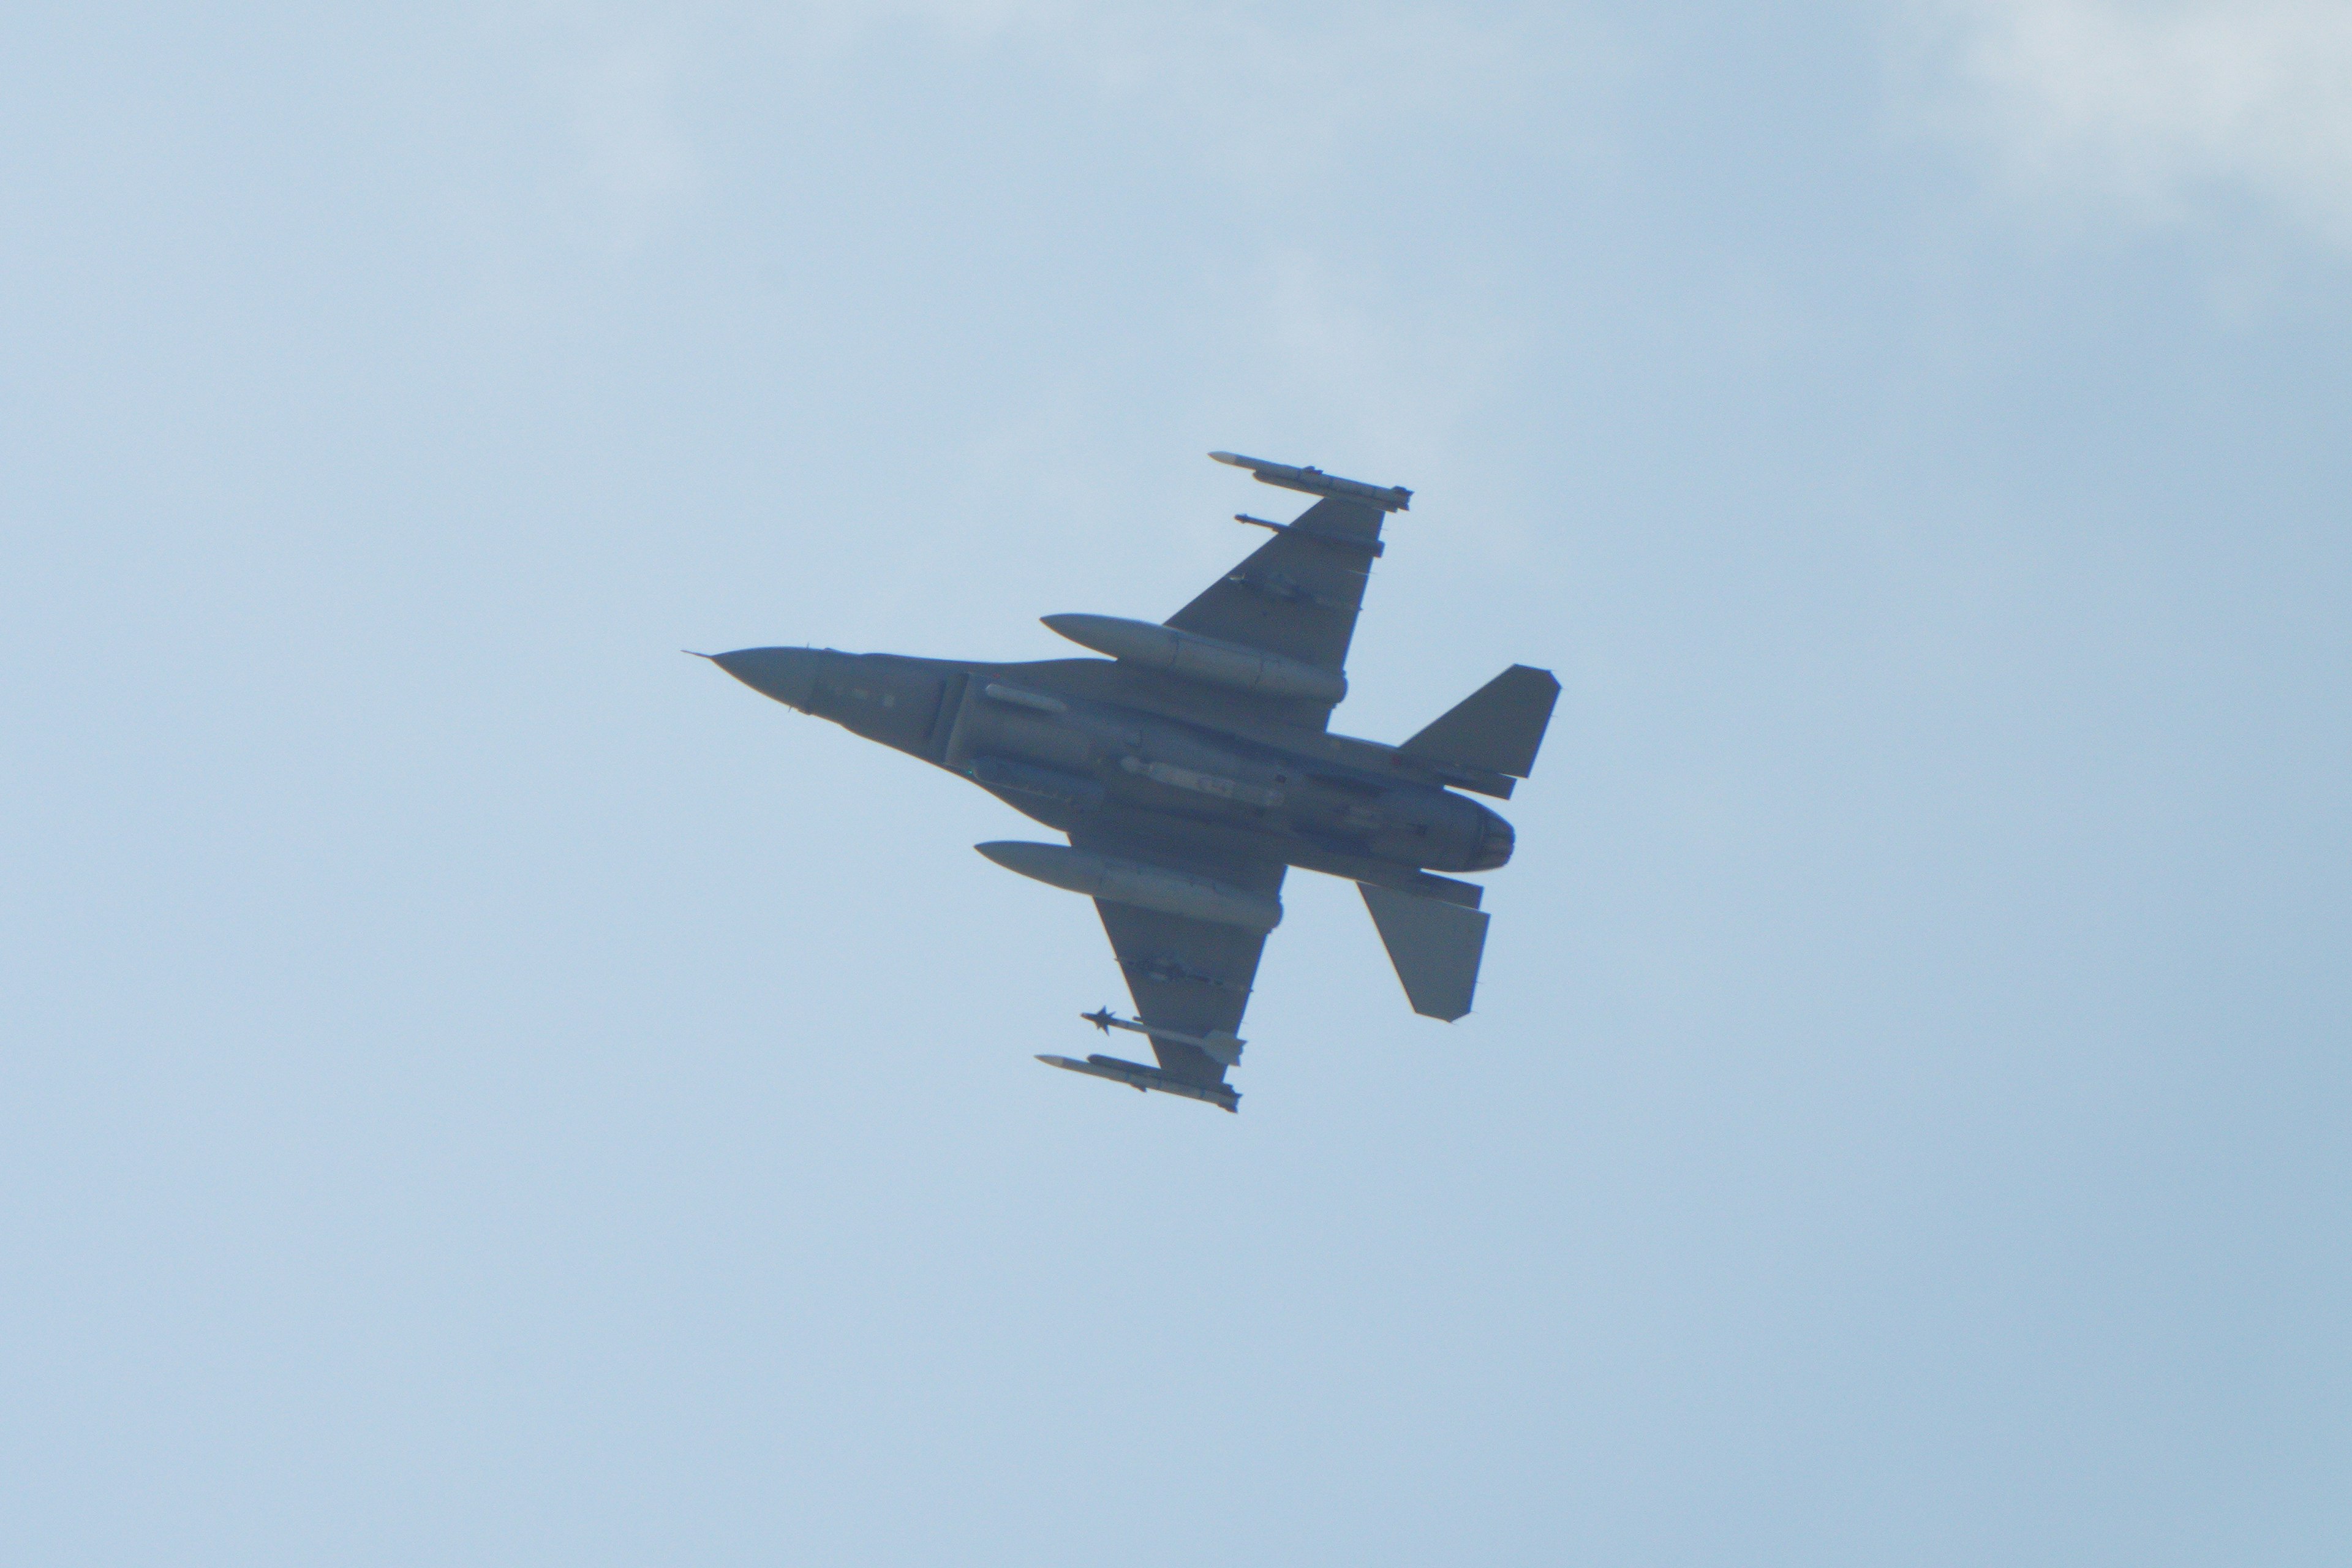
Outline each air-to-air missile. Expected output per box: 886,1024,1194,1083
1033,1053,1242,1112
703,450,1560,1111
1208,450,1414,512
1081,1005,1244,1065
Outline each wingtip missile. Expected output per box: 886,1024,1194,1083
1207,450,1412,512
1035,1052,1240,1112
1036,1053,1142,1091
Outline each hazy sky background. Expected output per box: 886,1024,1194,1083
5,3,2346,1563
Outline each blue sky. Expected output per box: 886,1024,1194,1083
5,4,2346,1563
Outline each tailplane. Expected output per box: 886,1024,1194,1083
1359,884,1490,1021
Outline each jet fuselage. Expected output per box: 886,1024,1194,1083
714,646,1515,877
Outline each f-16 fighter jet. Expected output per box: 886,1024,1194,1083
706,451,1558,1112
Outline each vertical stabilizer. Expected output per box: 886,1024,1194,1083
1359,884,1491,1021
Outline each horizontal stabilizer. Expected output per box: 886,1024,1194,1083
1352,864,1483,909
1398,665,1559,779
1359,883,1490,1022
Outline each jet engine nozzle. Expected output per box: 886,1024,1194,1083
1466,805,1515,871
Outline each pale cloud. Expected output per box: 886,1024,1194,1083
1229,246,1524,466
499,1,1600,442
772,0,1618,181
560,31,696,251
755,2,1604,477
1903,1,2352,248
489,5,698,257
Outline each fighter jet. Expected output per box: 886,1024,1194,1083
706,451,1558,1112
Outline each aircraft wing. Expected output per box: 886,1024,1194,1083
1069,826,1284,1087
1164,495,1390,705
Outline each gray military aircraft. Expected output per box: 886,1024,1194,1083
707,451,1558,1112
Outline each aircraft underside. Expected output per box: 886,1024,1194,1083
705,451,1558,1110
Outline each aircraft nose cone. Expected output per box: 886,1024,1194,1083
712,647,823,712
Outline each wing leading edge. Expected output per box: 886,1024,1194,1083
1164,495,1389,703
1068,826,1284,1093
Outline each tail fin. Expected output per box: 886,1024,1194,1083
1359,884,1490,1021
1398,665,1559,780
